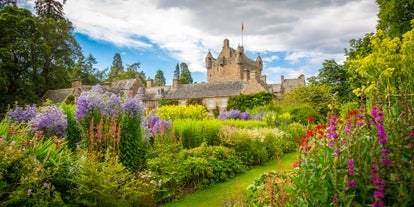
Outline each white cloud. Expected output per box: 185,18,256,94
20,0,378,75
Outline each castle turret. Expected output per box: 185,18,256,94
206,51,213,69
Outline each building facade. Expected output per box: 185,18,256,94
41,39,305,114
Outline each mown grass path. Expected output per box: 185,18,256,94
163,151,298,207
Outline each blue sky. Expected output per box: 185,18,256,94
21,0,378,85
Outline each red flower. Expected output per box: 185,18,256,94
307,130,314,136
307,116,315,121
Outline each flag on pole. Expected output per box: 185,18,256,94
241,22,244,31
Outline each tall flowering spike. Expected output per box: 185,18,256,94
348,159,355,175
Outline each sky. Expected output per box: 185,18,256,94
20,0,379,85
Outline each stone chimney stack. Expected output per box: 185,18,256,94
146,79,153,88
251,70,257,81
71,79,81,89
281,75,285,83
173,78,180,88
243,69,248,82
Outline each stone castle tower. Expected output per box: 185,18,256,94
205,39,265,83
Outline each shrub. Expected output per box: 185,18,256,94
157,104,207,120
60,103,82,151
172,119,222,148
70,150,157,206
5,104,37,124
227,92,272,112
218,126,293,166
288,94,414,206
29,105,68,137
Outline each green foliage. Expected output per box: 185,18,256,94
281,85,331,119
222,119,267,129
172,119,222,148
159,99,179,106
173,63,180,79
146,142,245,203
0,123,71,206
70,149,157,206
120,113,146,171
0,6,82,116
288,94,414,206
188,98,203,105
376,0,414,37
157,104,207,120
227,92,272,112
179,62,193,84
348,27,414,97
308,59,356,103
59,103,81,151
154,69,166,86
218,126,294,167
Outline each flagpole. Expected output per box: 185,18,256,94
241,22,244,46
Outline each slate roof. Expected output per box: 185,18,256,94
143,86,171,101
164,81,245,100
40,88,74,103
110,79,136,95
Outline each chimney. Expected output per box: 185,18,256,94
243,69,248,82
173,78,180,88
281,75,285,83
71,79,81,89
251,70,257,81
146,79,153,88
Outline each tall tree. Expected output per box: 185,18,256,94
108,53,124,81
173,63,180,79
119,62,140,79
0,6,81,115
308,60,355,102
179,62,193,84
376,0,414,37
34,0,65,20
154,69,166,86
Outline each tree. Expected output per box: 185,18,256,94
308,60,355,102
179,62,193,84
138,71,146,86
108,53,124,81
154,69,166,86
0,6,81,116
72,53,100,85
173,63,180,79
34,0,65,20
348,27,414,96
376,0,414,37
119,62,140,80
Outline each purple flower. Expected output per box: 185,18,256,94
6,104,38,124
410,130,414,137
30,105,67,137
381,159,392,166
373,201,384,207
346,180,356,188
348,159,355,175
373,191,384,199
122,94,144,117
240,112,251,120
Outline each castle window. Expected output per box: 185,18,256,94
208,98,215,108
221,98,228,107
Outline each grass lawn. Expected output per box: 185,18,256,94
163,151,298,207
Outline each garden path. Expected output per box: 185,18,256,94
163,151,297,207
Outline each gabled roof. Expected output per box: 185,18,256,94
110,79,136,95
40,88,74,103
143,86,171,101
164,81,245,100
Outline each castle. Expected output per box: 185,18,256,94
41,39,305,113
